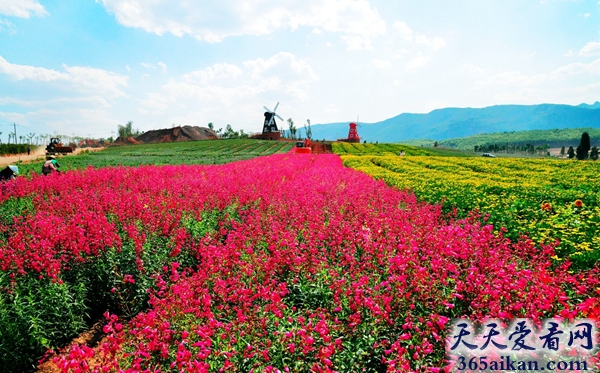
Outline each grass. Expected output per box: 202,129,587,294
15,139,294,175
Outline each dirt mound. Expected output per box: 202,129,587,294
135,126,218,143
113,136,141,145
79,139,103,148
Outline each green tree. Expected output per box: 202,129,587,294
567,146,575,159
222,124,237,139
220,124,248,139
208,123,214,130
117,121,139,138
287,118,296,139
560,146,565,157
304,119,312,140
576,132,591,160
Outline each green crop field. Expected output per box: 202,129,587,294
332,142,475,157
16,139,294,175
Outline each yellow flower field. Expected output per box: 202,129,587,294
336,144,600,270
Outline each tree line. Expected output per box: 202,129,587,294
285,118,312,140
473,132,598,160
473,143,551,155
442,127,600,150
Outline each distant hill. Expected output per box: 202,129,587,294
431,127,600,150
578,102,600,110
310,102,600,142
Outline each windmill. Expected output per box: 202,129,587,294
262,102,283,134
336,116,361,143
347,122,360,142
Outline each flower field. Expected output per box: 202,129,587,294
340,153,600,270
1,153,600,372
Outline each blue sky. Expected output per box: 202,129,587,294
0,0,599,139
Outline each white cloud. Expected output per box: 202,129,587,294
158,62,167,72
395,49,411,59
63,65,129,97
141,62,155,69
393,20,446,51
463,56,600,108
138,92,171,113
0,55,67,81
579,42,600,56
324,103,339,116
341,34,374,50
99,0,386,50
415,35,446,51
182,62,243,85
0,55,128,97
138,52,318,126
462,64,485,77
406,54,430,69
0,106,119,137
372,58,391,69
0,19,15,33
477,71,532,86
474,58,600,93
583,13,590,18
0,0,47,18
0,96,111,109
564,50,574,57
550,57,600,76
393,21,413,41
0,61,129,136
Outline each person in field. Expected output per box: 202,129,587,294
42,156,61,175
0,165,18,181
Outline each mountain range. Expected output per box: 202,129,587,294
310,102,600,143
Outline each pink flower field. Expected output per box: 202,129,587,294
1,154,599,372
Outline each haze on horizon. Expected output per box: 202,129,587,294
0,0,599,138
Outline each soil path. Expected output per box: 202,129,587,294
36,319,107,373
0,147,105,168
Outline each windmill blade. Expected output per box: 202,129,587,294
263,106,272,112
273,102,279,112
275,113,284,121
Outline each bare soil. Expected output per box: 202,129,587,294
0,147,104,168
36,319,108,373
